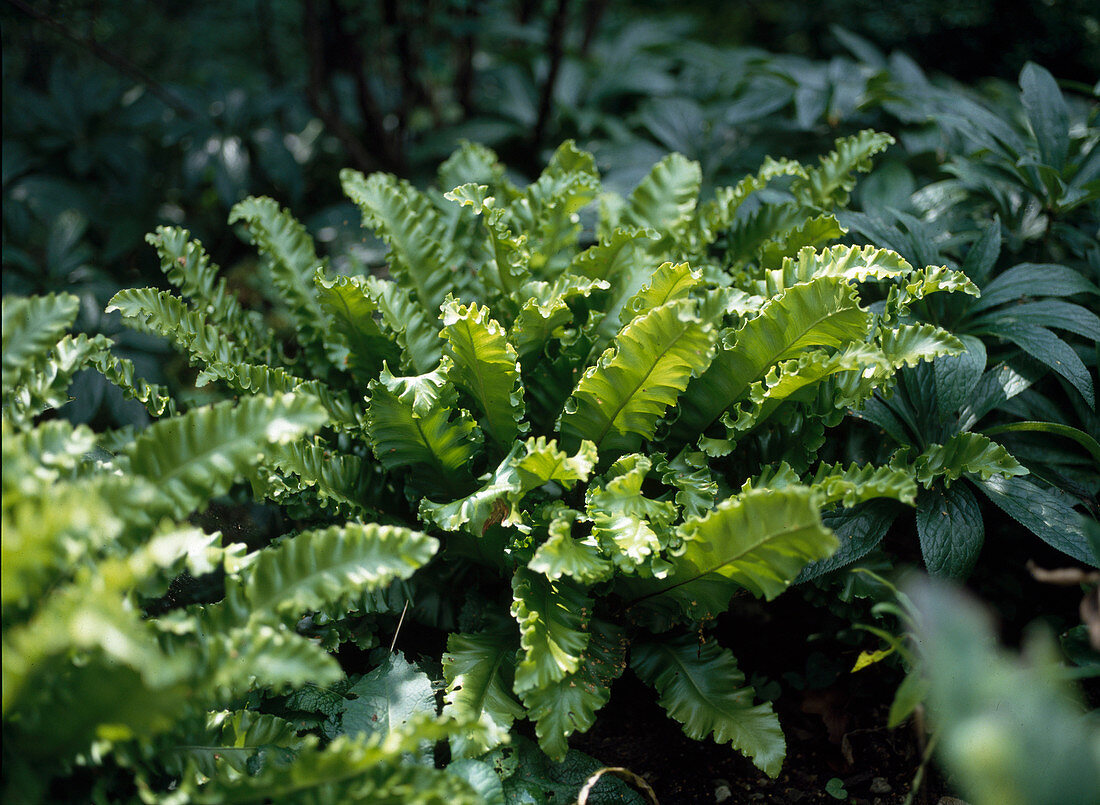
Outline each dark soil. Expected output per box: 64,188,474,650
575,591,947,805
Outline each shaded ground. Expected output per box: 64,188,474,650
575,592,945,805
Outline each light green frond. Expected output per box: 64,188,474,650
722,344,888,438
147,226,272,355
618,261,702,326
886,265,980,319
375,361,451,416
191,624,342,706
617,153,701,241
437,141,510,195
229,197,328,351
744,461,917,507
676,278,870,438
790,129,895,210
694,157,807,247
314,271,400,379
259,438,372,515
2,332,97,424
757,214,847,266
189,733,480,805
632,635,784,778
108,287,247,366
879,323,966,367
513,436,597,490
341,169,455,313
418,444,523,535
91,349,176,417
2,293,80,395
367,274,444,374
125,393,326,519
365,378,481,492
506,151,599,275
570,226,659,282
440,297,526,447
4,419,96,483
442,629,525,758
628,487,837,618
586,455,677,576
752,244,913,297
521,619,627,761
529,507,613,585
724,202,807,268
560,299,718,450
903,432,1028,488
510,569,591,695
235,522,438,624
656,449,718,519
510,275,608,358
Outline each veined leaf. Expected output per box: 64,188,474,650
917,483,984,578
342,169,455,313
440,297,526,448
367,274,444,374
1020,62,1069,171
148,226,272,355
791,129,895,210
340,652,436,744
125,393,326,519
442,629,524,758
969,299,1100,343
677,278,870,438
521,619,627,761
2,293,79,395
934,335,987,415
618,153,701,240
513,436,597,491
975,475,1096,565
752,244,912,297
365,378,481,493
617,261,702,326
632,635,785,778
229,197,328,352
238,522,438,623
314,271,400,379
628,487,838,618
108,288,247,367
529,507,613,585
903,432,1028,488
510,569,591,694
560,299,718,449
586,454,676,576
975,321,1095,406
969,263,1098,313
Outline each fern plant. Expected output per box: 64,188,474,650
105,133,982,777
1,293,501,803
